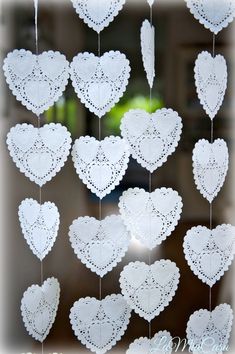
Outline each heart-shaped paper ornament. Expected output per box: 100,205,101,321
192,139,229,203
119,188,182,250
18,198,60,261
72,136,130,199
120,260,180,321
3,49,69,115
21,277,60,342
120,109,182,172
70,51,130,118
70,0,126,33
70,294,131,354
183,224,235,287
147,0,155,6
194,51,227,120
140,20,155,88
127,331,173,354
7,123,72,186
69,215,131,277
185,0,235,34
186,304,233,354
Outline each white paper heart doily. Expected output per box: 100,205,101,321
194,51,227,120
70,51,130,118
6,123,72,186
120,260,180,321
186,304,233,354
185,0,235,34
69,215,131,277
70,0,126,33
119,188,182,250
21,277,60,342
192,139,229,203
18,198,60,261
72,136,130,199
184,224,235,287
120,109,182,173
147,0,155,6
70,294,131,354
126,331,173,354
3,49,69,115
141,20,155,88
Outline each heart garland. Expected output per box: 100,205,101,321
72,136,130,199
140,20,155,88
69,215,131,277
6,123,72,186
18,198,60,261
119,188,182,250
70,51,130,118
119,260,180,322
194,51,227,120
70,294,131,354
3,49,69,116
192,139,229,203
120,109,182,173
126,331,173,354
21,277,60,342
70,0,126,33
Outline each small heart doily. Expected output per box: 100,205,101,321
126,331,173,354
140,20,155,88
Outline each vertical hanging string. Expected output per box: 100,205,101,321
98,31,102,302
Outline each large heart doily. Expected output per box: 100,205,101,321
126,331,173,354
120,109,182,173
72,136,130,199
194,51,227,120
183,224,235,287
186,304,233,354
7,123,72,186
192,139,229,203
21,277,60,342
70,51,130,118
69,215,131,277
119,188,182,250
70,0,126,33
3,49,69,115
70,294,131,354
185,0,235,34
18,198,60,261
140,20,155,88
119,260,180,321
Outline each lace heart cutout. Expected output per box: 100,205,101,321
70,294,131,354
21,277,60,342
119,188,182,250
185,0,235,34
193,139,229,203
183,224,235,287
127,331,173,354
70,0,126,33
70,51,130,118
194,51,227,120
186,304,233,353
119,260,180,321
121,109,182,172
7,123,72,186
147,0,155,6
18,198,60,261
3,49,69,115
140,20,155,88
72,136,130,199
69,215,131,277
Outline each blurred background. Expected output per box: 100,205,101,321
0,0,235,353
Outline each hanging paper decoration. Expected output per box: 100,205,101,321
21,277,60,342
70,0,126,33
3,50,69,116
18,198,60,261
119,188,182,250
6,123,72,186
70,294,131,354
185,0,235,34
194,51,227,120
140,20,155,88
147,0,155,6
120,109,182,173
192,138,229,203
126,331,172,354
72,136,130,199
69,215,131,277
70,51,130,118
119,260,180,321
